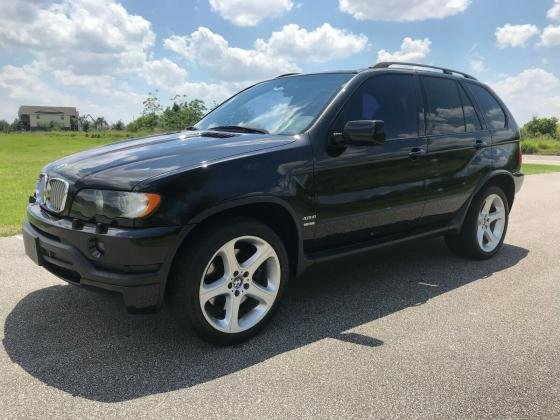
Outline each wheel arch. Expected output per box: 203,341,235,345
474,170,516,211
183,197,303,278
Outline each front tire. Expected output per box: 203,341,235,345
166,217,289,345
445,185,509,259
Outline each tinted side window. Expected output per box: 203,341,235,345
458,85,482,132
466,83,507,130
335,74,419,140
422,76,465,135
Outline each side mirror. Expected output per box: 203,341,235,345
332,120,386,146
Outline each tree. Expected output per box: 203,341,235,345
112,120,125,130
79,117,91,132
70,116,79,131
9,118,24,131
522,117,559,138
142,90,162,116
0,119,10,132
94,117,107,131
127,113,159,131
160,95,206,130
127,92,207,132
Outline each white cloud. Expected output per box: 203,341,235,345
209,0,293,26
53,70,114,90
490,68,560,124
0,0,207,122
377,37,431,62
141,59,188,90
468,45,485,73
339,0,470,21
254,23,368,63
547,0,560,21
164,27,298,82
540,25,560,46
495,24,539,48
469,59,485,73
164,25,367,82
0,0,155,75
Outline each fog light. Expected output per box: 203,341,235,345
88,238,105,259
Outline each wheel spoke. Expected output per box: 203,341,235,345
488,209,504,222
224,295,241,333
199,277,229,304
477,225,485,245
484,227,497,245
219,240,239,276
241,243,274,274
246,283,276,306
482,196,494,214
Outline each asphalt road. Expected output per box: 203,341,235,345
1,173,559,419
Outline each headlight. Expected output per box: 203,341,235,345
70,189,161,220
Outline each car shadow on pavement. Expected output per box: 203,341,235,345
3,238,528,402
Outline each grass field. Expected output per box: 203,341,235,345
1,132,559,236
520,163,560,175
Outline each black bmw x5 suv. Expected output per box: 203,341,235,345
24,62,523,344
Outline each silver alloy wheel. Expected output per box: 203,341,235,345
199,235,281,333
477,193,506,253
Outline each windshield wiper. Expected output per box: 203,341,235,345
208,125,269,134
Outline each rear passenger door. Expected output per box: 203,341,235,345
420,75,491,226
464,82,520,169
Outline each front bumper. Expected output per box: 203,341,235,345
23,203,186,312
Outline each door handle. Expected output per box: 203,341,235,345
474,139,488,149
408,147,424,160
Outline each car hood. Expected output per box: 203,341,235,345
44,131,296,190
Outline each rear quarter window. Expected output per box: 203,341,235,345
466,83,507,130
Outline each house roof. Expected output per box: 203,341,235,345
18,106,78,117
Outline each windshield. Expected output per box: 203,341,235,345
194,73,354,135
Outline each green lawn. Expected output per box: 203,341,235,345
1,132,560,236
521,163,560,175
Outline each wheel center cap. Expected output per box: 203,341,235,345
233,277,243,289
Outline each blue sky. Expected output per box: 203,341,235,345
1,0,560,124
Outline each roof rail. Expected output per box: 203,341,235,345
371,62,478,81
276,72,301,78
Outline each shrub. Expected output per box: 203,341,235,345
522,116,558,139
521,137,560,155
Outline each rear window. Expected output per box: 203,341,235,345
466,83,507,130
422,77,465,135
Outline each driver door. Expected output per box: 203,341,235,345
312,73,428,251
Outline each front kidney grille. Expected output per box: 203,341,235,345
43,177,69,213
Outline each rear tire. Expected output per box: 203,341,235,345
166,216,289,345
445,185,509,259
